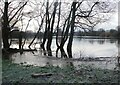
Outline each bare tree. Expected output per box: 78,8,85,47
1,0,28,50
40,0,58,56
46,1,58,56
65,0,114,58
67,1,77,58
40,0,50,55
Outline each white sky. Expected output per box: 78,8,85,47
2,0,118,31
95,12,118,30
96,0,118,30
25,0,119,31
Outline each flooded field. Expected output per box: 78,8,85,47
8,37,119,70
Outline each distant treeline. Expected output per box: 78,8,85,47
10,28,119,39
10,30,43,39
74,29,119,38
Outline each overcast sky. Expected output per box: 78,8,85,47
88,0,119,30
95,12,118,30
5,0,118,31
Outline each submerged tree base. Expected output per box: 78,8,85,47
2,48,37,54
2,59,120,84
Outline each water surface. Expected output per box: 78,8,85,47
10,37,119,70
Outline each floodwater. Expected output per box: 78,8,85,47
9,36,119,70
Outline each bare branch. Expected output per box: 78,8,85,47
0,8,4,14
8,1,27,23
75,0,84,10
76,2,99,18
28,14,45,48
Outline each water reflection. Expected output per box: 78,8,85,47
109,39,117,43
9,37,118,58
97,39,105,44
7,37,119,70
88,39,94,44
88,39,106,44
72,38,117,58
9,51,117,70
11,52,75,68
118,39,120,64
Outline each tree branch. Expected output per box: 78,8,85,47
8,2,27,23
76,2,99,18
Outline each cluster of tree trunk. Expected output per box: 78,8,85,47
39,1,76,58
1,0,27,51
1,0,101,58
2,0,119,61
39,0,94,58
40,0,58,56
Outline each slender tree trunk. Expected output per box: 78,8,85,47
41,1,49,55
118,27,120,65
58,4,73,58
67,1,77,58
19,31,23,54
0,20,2,50
22,18,31,49
118,39,120,65
19,32,22,49
46,31,52,56
46,1,58,56
40,31,47,55
67,29,74,58
55,3,73,58
28,16,44,49
60,45,67,58
56,2,61,57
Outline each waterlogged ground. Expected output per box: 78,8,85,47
2,37,119,84
10,37,118,58
2,60,120,84
9,37,118,70
10,51,118,70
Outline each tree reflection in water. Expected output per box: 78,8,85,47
118,39,120,65
97,39,105,44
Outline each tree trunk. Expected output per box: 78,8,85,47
40,1,49,55
67,1,77,58
2,28,9,49
118,39,120,65
40,31,47,55
67,29,74,58
56,2,61,57
0,20,2,50
2,1,10,49
60,46,67,58
28,16,44,49
56,4,72,58
46,1,58,56
46,31,52,56
19,32,22,49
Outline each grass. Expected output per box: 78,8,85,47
2,59,120,84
